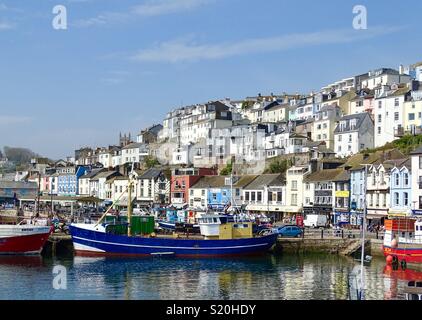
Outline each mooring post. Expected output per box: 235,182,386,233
321,229,324,239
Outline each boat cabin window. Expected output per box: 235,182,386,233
409,281,416,287
401,232,406,237
409,294,420,301
417,282,422,288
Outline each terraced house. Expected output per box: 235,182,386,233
389,160,412,216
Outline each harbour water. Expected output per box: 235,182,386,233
0,253,415,300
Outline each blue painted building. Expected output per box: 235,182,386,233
189,176,258,210
349,167,365,226
389,161,412,215
57,165,90,196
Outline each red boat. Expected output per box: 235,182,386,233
0,221,53,255
383,217,422,265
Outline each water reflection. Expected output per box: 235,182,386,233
0,253,421,300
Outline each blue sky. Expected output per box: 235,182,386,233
0,0,421,159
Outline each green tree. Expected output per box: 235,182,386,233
220,162,233,176
144,156,160,168
265,158,291,174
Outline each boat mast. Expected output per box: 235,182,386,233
127,164,135,237
127,178,132,237
360,164,369,300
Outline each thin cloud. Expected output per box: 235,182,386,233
132,0,213,16
0,21,14,30
0,116,32,125
132,26,405,63
74,0,213,27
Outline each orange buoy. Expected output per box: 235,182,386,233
386,255,393,265
391,239,398,248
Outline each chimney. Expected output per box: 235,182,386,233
399,64,405,75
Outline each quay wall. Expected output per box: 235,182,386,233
276,238,384,256
43,234,386,257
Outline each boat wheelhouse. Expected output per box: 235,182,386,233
383,217,422,265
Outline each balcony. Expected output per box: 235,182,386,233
394,127,405,138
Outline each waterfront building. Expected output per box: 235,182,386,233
106,176,130,206
365,160,404,224
303,168,345,223
410,145,422,213
0,181,37,205
312,104,342,150
170,167,217,208
134,168,170,206
374,84,411,147
389,160,412,216
347,149,407,222
333,112,374,158
283,166,309,216
189,175,257,210
92,170,122,200
57,164,89,197
332,170,352,225
78,168,105,196
242,174,285,220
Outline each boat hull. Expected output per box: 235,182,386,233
70,224,278,257
383,245,422,264
0,228,52,255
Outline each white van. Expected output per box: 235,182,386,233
304,214,328,228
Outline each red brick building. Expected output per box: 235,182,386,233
171,168,216,207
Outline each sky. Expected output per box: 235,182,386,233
0,0,421,159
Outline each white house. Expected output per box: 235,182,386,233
410,146,422,213
134,168,170,205
361,68,411,90
334,113,374,158
374,84,411,147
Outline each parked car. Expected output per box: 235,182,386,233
274,225,303,238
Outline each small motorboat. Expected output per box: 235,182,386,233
354,255,373,264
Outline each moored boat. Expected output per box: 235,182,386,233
69,175,278,257
0,221,53,255
383,217,422,265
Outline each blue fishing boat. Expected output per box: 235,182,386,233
69,175,278,257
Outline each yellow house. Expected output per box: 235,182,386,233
403,100,422,133
321,91,356,115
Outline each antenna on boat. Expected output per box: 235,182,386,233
127,162,136,237
359,163,370,300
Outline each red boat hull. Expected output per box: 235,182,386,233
0,232,51,254
383,246,422,264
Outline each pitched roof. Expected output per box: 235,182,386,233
80,168,104,180
304,168,345,182
190,176,228,189
334,112,371,133
91,171,120,180
410,144,422,155
244,174,284,190
138,168,163,179
122,142,147,150
344,149,406,170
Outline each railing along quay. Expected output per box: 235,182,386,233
301,228,384,240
